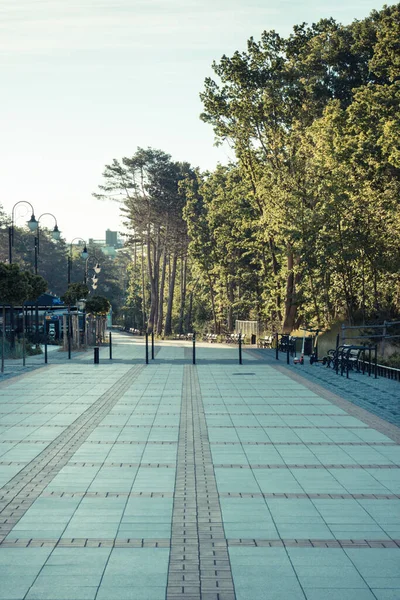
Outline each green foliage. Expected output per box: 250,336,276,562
0,263,47,305
94,147,196,335
85,295,111,316
61,283,89,306
1,337,43,359
196,4,400,331
93,5,400,338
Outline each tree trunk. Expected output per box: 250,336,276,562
268,237,282,321
186,292,193,332
227,279,234,332
164,253,177,336
207,272,218,333
1,306,5,373
63,314,68,350
72,314,79,348
282,250,301,333
178,257,187,334
141,242,146,329
157,245,168,335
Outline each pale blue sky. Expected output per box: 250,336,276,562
0,0,393,241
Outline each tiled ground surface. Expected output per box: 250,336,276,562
251,348,400,427
0,334,399,599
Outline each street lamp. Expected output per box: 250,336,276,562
35,213,61,275
84,254,102,288
8,201,38,264
68,238,88,284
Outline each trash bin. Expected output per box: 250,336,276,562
251,334,256,345
304,337,313,355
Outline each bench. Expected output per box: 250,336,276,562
203,333,218,343
325,345,366,374
278,335,296,354
226,333,243,344
258,336,273,349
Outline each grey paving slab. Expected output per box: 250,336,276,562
0,335,399,599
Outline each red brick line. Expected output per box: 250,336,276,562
219,492,400,499
227,538,400,548
0,537,398,549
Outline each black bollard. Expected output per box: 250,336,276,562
368,346,372,377
109,332,112,360
193,331,196,365
68,312,72,360
94,347,99,364
239,333,242,365
145,331,149,364
151,331,154,360
287,339,290,365
44,328,48,364
341,347,345,377
275,333,279,360
374,345,378,379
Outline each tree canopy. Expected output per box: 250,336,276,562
92,4,400,336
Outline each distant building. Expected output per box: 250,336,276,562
87,230,122,252
106,229,118,247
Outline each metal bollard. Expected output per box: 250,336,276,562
109,332,112,360
145,332,149,364
94,347,99,364
44,328,48,365
151,331,154,360
287,340,290,365
239,333,242,365
193,331,196,365
374,345,378,379
368,346,372,377
275,333,279,360
68,312,72,360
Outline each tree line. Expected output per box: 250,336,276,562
0,209,129,320
95,5,399,336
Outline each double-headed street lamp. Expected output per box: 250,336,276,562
84,254,101,290
68,238,88,284
8,201,38,264
35,213,61,274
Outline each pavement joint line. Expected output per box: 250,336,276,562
218,492,400,499
166,365,236,600
210,441,397,446
213,463,400,469
0,364,143,543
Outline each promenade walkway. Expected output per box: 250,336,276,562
0,333,399,600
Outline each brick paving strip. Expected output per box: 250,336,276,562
166,365,236,600
0,365,143,544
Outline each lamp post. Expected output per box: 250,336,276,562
8,201,38,265
31,213,61,345
35,213,61,275
68,238,88,284
84,255,101,287
7,202,38,349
